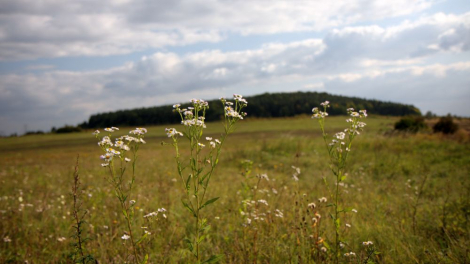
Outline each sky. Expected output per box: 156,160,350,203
0,0,469,135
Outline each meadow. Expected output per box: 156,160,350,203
0,115,469,263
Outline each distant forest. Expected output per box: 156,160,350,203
79,91,421,129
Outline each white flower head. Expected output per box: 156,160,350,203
121,234,130,240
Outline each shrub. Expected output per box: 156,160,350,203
394,116,427,133
433,115,459,134
55,125,82,133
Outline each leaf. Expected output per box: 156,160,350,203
322,240,331,250
185,174,192,191
135,233,148,245
199,197,220,210
198,235,206,244
181,200,196,217
183,238,194,252
335,218,341,228
200,172,211,185
340,175,346,181
203,254,224,264
140,254,149,264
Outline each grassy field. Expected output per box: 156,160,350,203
0,115,469,263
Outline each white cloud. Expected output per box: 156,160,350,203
0,0,435,60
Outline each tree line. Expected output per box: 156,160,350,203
78,91,421,129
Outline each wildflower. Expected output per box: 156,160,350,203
321,247,327,252
57,237,66,242
308,202,316,209
351,209,358,213
335,132,346,140
340,242,345,248
210,141,216,148
173,104,180,108
349,252,356,256
125,157,131,162
320,101,329,106
275,209,284,218
92,130,100,135
130,127,147,135
206,137,212,141
344,253,350,257
359,110,367,117
3,236,11,243
215,139,221,144
257,173,269,181
101,163,109,167
121,234,130,240
144,230,151,235
362,241,373,246
350,112,360,117
104,127,114,132
198,143,205,148
292,166,301,174
165,128,181,137
257,199,269,206
143,212,157,218
129,200,136,205
318,197,327,203
345,223,351,228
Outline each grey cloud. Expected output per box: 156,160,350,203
0,0,434,61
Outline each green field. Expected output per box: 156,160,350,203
1,116,469,263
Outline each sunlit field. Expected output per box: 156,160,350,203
1,115,469,263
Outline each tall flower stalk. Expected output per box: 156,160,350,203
167,95,247,263
312,102,367,263
94,127,147,263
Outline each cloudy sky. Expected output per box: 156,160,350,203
1,0,469,135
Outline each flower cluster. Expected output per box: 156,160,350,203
95,127,147,167
311,101,329,119
292,166,301,181
143,208,167,219
165,128,183,138
221,94,248,120
173,99,209,128
313,102,368,156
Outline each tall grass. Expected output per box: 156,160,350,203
0,115,468,263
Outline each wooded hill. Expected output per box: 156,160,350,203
79,91,421,129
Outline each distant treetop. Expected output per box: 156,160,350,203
79,91,421,129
